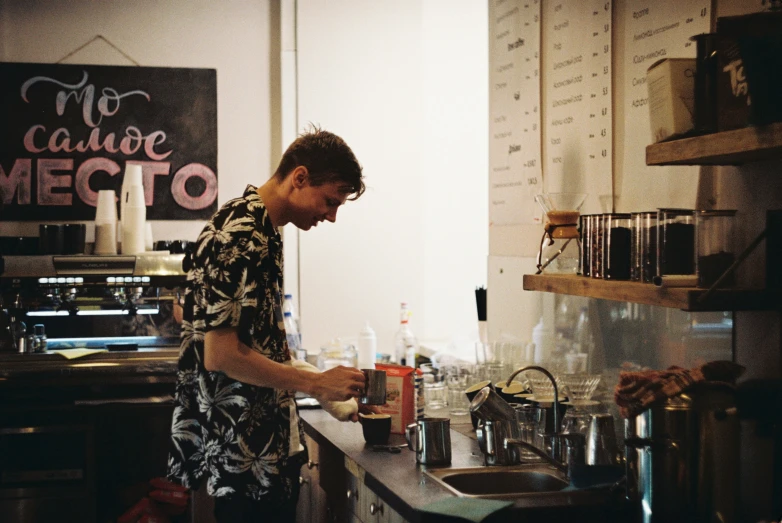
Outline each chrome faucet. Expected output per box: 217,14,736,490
504,365,561,433
502,366,585,476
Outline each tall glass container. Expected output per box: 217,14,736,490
604,214,632,280
636,212,658,283
630,213,643,281
696,210,737,288
579,214,594,277
657,209,696,277
590,214,606,279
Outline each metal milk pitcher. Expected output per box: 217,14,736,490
405,417,451,465
624,383,739,523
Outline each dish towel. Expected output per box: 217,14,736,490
614,360,745,418
418,498,512,523
49,348,108,360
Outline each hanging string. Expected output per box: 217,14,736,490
55,35,140,66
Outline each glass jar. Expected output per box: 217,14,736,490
579,214,594,277
630,213,643,282
604,214,632,280
657,209,696,277
696,210,737,288
632,212,658,283
590,214,606,279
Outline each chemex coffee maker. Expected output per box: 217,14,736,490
0,248,189,353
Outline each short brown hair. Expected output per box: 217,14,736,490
275,127,365,200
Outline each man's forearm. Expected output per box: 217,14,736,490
203,328,315,394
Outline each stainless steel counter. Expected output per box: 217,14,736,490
0,339,179,379
300,409,634,522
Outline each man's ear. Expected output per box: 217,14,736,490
291,166,309,188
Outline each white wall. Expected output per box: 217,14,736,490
0,0,276,243
1,0,490,360
296,0,489,356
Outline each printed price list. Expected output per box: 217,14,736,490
543,1,612,201
619,0,710,210
488,0,542,226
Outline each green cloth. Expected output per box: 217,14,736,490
419,498,513,523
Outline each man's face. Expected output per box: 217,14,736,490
290,172,349,231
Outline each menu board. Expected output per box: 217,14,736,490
488,0,542,226
619,1,710,210
543,1,612,203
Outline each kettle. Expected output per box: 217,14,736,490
624,382,739,523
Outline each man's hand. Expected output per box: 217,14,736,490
310,366,366,403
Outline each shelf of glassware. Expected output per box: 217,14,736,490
646,122,782,166
522,273,780,312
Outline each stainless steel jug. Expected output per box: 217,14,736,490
405,417,451,465
476,419,521,466
359,369,387,405
624,383,739,523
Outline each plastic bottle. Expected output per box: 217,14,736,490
394,302,419,368
573,307,594,354
531,316,554,364
284,311,303,360
283,294,302,347
357,321,377,370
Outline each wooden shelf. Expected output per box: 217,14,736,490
523,274,780,312
646,122,782,166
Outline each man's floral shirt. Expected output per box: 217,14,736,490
167,185,307,502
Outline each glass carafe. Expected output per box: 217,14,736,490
534,193,588,274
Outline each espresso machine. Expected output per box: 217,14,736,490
0,250,190,522
0,252,188,352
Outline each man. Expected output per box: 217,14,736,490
167,128,367,522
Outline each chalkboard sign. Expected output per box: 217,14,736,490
0,62,218,221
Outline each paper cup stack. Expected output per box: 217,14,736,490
120,164,147,255
94,190,118,255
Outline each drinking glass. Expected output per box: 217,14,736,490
424,381,448,410
446,374,470,416
513,404,543,461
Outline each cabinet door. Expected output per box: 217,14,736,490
296,470,312,523
365,484,410,523
345,469,362,521
303,433,329,523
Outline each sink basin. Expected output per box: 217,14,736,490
424,465,569,499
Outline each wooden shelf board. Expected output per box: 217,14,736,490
646,122,782,166
523,274,779,312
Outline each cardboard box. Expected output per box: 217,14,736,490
646,58,696,143
375,364,420,434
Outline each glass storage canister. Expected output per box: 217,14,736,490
604,214,632,280
657,209,696,278
590,214,606,279
634,212,658,283
630,213,643,282
696,210,737,288
579,214,594,277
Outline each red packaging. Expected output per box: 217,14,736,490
375,364,420,434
